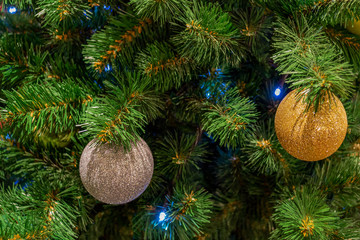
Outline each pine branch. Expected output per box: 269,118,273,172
82,15,154,73
133,187,213,240
346,92,360,137
313,0,360,25
202,193,243,240
3,0,35,9
254,0,318,16
140,171,167,200
135,41,195,92
130,0,192,25
81,72,163,149
0,183,81,240
0,11,41,36
333,218,360,239
2,80,92,143
154,132,208,182
171,1,243,68
0,137,92,236
0,37,47,89
313,156,360,209
257,0,360,25
0,138,76,181
46,27,88,59
230,7,273,60
326,27,360,72
200,88,259,149
244,120,289,176
271,185,339,240
35,0,91,28
272,15,355,111
0,186,44,239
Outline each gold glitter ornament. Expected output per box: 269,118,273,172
79,138,154,204
275,90,347,161
346,20,360,36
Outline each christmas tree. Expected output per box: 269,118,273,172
1,0,360,239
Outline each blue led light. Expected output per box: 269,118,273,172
104,64,112,72
159,212,166,222
104,5,111,10
9,6,17,14
274,87,281,96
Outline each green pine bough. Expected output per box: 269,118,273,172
201,88,259,149
272,15,355,111
0,0,360,239
271,186,339,240
171,1,243,68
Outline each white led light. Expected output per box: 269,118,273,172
9,7,17,14
275,88,281,96
159,212,166,221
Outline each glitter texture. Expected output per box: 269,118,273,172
347,20,360,36
275,90,348,161
79,138,154,204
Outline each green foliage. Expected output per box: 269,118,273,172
201,88,259,148
135,41,195,92
314,0,360,25
244,120,286,175
35,0,91,28
273,15,355,111
346,92,360,137
333,218,360,239
0,140,69,181
2,80,91,143
3,0,35,9
255,0,318,16
207,147,277,240
271,186,339,240
171,1,242,68
0,136,92,238
198,73,231,103
0,183,80,239
0,13,41,38
82,72,163,149
133,187,213,240
79,205,134,240
230,7,273,61
257,0,360,25
326,27,360,72
82,15,153,72
130,0,191,25
1,0,360,239
313,156,360,209
0,138,92,231
0,36,46,89
154,132,207,182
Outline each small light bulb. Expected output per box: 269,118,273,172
105,64,111,72
159,212,166,222
274,88,281,96
9,6,17,14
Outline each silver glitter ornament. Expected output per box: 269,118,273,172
80,138,154,204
